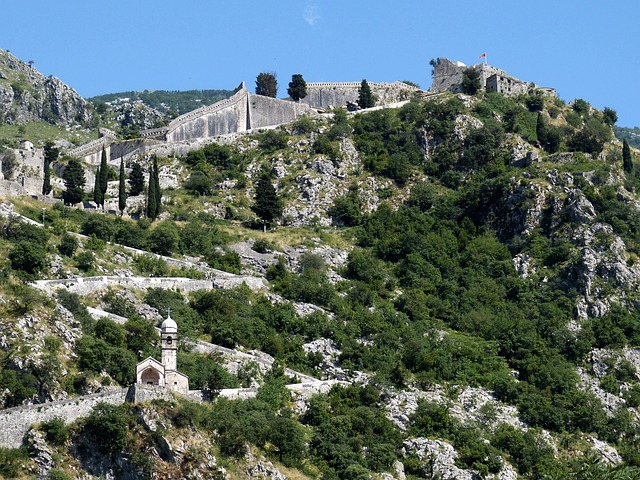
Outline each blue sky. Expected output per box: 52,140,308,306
4,0,640,126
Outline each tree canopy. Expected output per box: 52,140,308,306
256,72,278,98
62,158,86,205
287,74,307,102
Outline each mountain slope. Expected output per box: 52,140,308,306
0,49,92,126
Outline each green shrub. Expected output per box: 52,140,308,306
40,417,69,445
57,233,78,257
9,240,48,275
0,447,28,478
83,403,130,454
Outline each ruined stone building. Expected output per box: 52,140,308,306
430,57,555,97
135,314,189,394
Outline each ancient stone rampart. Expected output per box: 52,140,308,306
0,388,128,448
68,138,110,164
301,81,420,109
164,85,249,142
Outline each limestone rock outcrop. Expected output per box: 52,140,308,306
0,49,92,125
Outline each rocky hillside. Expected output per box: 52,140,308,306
4,59,640,479
0,49,92,126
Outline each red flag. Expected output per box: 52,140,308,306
478,53,486,59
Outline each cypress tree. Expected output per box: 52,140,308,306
93,165,104,207
118,158,126,215
152,156,162,219
98,146,108,207
536,113,546,148
128,162,145,196
42,141,57,196
146,165,157,220
357,79,375,109
62,158,86,205
623,139,633,173
287,74,307,102
252,167,283,231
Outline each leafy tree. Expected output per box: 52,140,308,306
603,107,618,126
252,168,283,230
358,79,375,109
62,158,86,205
9,241,48,275
128,162,144,196
287,74,307,102
118,158,126,215
526,94,544,112
42,141,58,196
461,67,482,95
255,72,277,98
83,403,130,454
58,233,78,257
148,220,180,255
623,139,633,173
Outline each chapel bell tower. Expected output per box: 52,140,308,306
160,313,178,372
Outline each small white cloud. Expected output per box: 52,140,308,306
303,5,320,26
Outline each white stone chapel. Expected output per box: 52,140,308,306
135,313,189,394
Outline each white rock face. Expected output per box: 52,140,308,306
403,437,478,480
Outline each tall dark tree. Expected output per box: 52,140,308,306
146,167,157,220
146,157,161,220
252,168,283,231
255,72,278,98
536,113,546,147
287,74,307,102
98,146,108,207
358,80,375,109
118,158,126,215
623,139,633,173
42,141,57,196
461,67,482,95
128,162,145,196
62,158,86,205
93,165,104,207
153,156,162,219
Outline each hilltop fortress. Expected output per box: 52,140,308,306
0,59,549,198
430,57,555,97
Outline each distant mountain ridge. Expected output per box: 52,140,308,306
89,89,234,116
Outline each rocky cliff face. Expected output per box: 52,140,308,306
0,49,92,125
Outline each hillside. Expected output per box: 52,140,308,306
89,89,234,116
0,49,92,127
2,56,640,480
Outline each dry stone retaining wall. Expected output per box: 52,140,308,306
0,388,128,448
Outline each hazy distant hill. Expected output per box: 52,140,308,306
614,126,640,149
89,89,234,116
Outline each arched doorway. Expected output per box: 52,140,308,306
140,367,161,386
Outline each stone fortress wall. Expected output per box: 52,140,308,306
74,80,419,164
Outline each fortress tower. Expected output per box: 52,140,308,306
135,313,189,394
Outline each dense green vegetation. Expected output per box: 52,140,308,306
4,82,640,479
